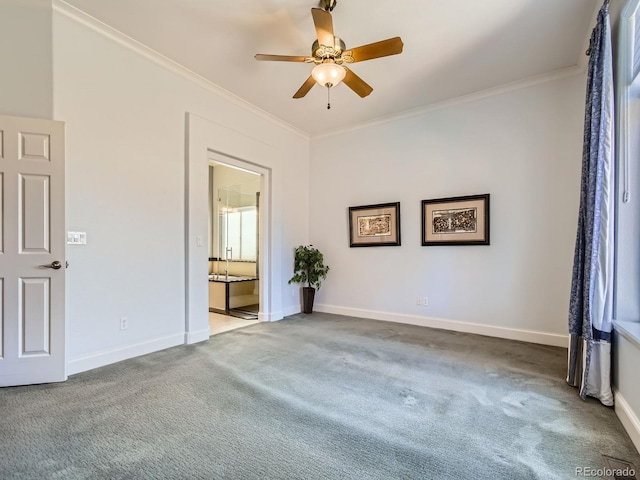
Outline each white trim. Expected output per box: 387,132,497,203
260,310,285,322
208,151,274,327
185,328,210,345
314,65,584,140
186,113,284,340
614,320,640,349
314,304,569,347
614,387,640,454
283,305,301,318
67,333,184,376
51,0,308,141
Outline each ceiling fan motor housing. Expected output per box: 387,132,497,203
320,0,337,12
312,37,346,61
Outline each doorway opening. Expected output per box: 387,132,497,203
208,157,261,335
186,113,282,344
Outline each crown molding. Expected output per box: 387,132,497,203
53,0,590,142
52,0,310,141
313,64,585,140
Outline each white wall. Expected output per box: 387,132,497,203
0,0,53,119
52,9,309,372
309,74,586,345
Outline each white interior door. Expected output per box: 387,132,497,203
0,114,66,387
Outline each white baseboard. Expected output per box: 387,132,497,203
259,310,284,322
185,328,210,345
67,333,185,376
283,304,301,318
314,304,569,347
614,388,640,454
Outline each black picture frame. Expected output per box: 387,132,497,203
421,194,490,246
348,202,401,247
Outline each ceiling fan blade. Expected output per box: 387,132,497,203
343,67,373,98
346,37,404,63
293,76,316,99
255,54,310,62
311,8,334,46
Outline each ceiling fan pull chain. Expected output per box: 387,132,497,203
327,86,331,109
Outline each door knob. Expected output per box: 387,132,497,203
41,261,62,270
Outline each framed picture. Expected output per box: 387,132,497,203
421,194,490,246
348,202,401,247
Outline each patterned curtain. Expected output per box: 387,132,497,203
567,2,615,406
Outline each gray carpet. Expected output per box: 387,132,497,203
1,313,638,479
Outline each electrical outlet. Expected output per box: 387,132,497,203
120,317,128,330
416,296,429,306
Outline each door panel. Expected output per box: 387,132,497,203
0,115,65,386
20,277,50,356
20,174,50,253
19,132,50,162
0,278,3,358
0,172,3,254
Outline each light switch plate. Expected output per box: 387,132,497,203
67,231,87,245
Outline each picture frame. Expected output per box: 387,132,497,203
421,194,490,246
348,202,401,247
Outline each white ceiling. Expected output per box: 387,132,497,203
61,0,599,137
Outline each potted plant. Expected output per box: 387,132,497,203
288,245,330,314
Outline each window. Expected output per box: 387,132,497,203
614,0,640,322
220,206,257,261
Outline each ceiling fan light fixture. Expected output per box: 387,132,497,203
311,62,346,88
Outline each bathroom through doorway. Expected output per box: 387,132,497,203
208,158,261,335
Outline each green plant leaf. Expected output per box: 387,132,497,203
288,245,329,290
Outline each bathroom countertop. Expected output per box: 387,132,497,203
209,275,258,283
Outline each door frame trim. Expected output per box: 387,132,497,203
185,113,283,343
208,151,268,320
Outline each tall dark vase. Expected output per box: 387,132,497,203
302,287,316,314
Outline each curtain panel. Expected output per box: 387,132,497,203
566,2,615,406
